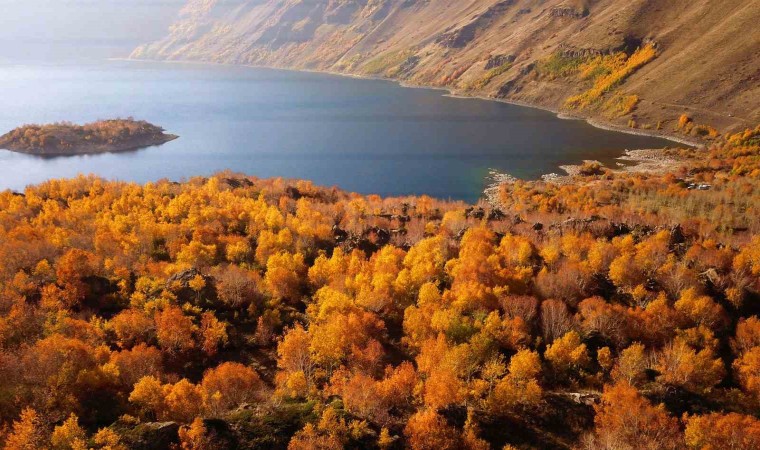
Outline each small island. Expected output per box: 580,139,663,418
0,119,178,156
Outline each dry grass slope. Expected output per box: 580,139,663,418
133,0,760,140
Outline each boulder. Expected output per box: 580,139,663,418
485,54,515,70
332,225,349,243
117,421,180,450
669,224,686,246
550,5,589,19
284,186,302,199
221,177,254,189
166,268,216,304
488,209,507,221
365,227,391,247
465,207,486,219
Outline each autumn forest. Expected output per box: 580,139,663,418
0,124,758,449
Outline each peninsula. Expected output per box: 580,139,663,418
0,119,178,155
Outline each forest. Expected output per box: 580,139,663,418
0,126,759,449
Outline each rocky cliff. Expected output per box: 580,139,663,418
132,0,760,138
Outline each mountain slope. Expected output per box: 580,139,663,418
132,0,760,138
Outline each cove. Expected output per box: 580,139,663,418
0,59,674,203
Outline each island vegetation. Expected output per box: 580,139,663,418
0,119,178,156
0,126,759,449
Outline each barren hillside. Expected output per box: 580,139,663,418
132,0,760,139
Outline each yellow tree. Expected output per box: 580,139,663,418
201,362,264,414
164,379,204,423
288,406,348,450
655,338,724,393
588,382,681,450
544,330,590,381
110,343,162,388
92,428,127,450
309,309,384,368
276,324,314,399
402,282,443,349
51,414,86,450
684,412,760,450
155,306,196,354
394,235,448,296
108,309,155,349
4,408,50,450
198,311,228,357
733,346,760,401
489,349,542,413
129,375,166,420
674,288,725,330
404,409,461,450
734,316,760,354
178,417,220,450
611,342,648,386
264,251,307,301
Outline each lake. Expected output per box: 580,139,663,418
0,59,673,202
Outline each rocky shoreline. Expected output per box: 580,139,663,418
3,134,181,157
484,147,687,206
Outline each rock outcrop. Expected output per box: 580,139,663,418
550,6,588,19
115,421,180,450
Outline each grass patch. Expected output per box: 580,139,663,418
469,62,513,90
360,50,413,76
536,53,584,79
226,401,317,449
603,94,640,118
334,54,364,72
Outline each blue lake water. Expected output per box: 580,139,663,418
0,59,673,202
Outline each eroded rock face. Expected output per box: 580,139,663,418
485,54,515,70
557,45,608,59
397,55,421,75
437,23,478,49
436,0,514,49
550,6,588,19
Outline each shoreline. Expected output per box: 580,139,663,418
1,134,178,157
117,57,706,149
436,93,704,148
115,56,708,205
482,147,688,207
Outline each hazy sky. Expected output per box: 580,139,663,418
0,0,185,61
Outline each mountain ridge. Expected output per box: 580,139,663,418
132,0,760,140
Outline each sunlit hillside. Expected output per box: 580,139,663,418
133,0,760,138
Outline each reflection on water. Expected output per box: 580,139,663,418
0,60,674,202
